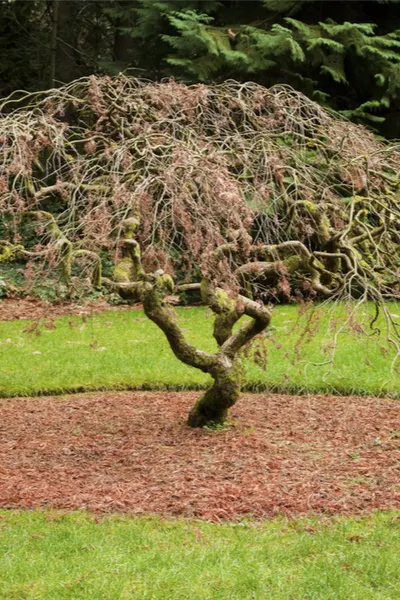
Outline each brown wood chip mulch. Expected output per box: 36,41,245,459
0,297,138,322
0,392,399,521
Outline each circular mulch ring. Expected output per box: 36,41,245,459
0,391,399,521
0,297,139,322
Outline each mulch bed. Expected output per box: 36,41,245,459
0,391,399,521
0,297,139,322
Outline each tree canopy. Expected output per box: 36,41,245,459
1,75,400,298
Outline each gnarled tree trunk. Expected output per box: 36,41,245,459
139,277,271,428
103,219,272,428
187,354,242,427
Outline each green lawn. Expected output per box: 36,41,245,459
1,302,399,398
0,510,399,600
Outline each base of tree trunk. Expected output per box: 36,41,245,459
187,361,241,428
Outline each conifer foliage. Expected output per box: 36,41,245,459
132,0,400,129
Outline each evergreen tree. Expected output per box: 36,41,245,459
130,0,400,131
0,0,113,96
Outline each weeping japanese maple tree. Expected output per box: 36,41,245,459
1,76,400,426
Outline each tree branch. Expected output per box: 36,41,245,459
140,280,217,373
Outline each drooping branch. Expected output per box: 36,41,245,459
140,278,218,374
72,250,102,288
287,200,332,243
0,212,102,287
113,217,144,295
200,279,242,346
238,241,340,297
1,75,400,303
221,295,271,358
23,210,73,280
199,279,271,353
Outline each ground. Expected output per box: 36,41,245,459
1,297,399,522
1,391,399,521
0,297,137,321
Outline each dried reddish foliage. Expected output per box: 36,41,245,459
0,297,139,322
0,392,399,521
2,77,400,298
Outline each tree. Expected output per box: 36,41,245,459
0,0,115,95
50,0,114,86
1,76,400,426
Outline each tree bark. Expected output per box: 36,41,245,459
50,0,59,87
187,355,242,427
104,227,272,428
55,0,79,84
140,278,271,427
51,1,104,85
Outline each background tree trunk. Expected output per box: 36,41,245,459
50,0,59,87
113,0,136,65
55,0,79,84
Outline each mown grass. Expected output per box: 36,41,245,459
1,302,400,398
0,510,399,600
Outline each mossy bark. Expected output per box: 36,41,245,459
140,279,243,427
23,210,74,282
140,278,271,428
113,218,143,296
0,242,22,262
113,256,135,283
187,356,242,427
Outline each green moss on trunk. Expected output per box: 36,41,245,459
187,357,242,428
